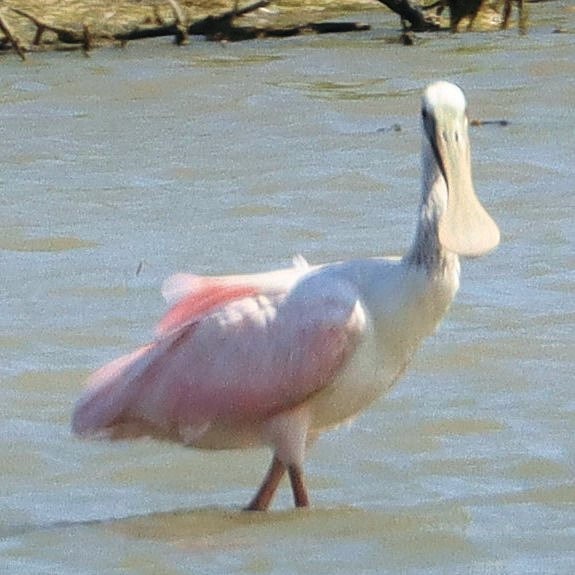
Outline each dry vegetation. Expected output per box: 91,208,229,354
0,0,528,59
0,0,380,58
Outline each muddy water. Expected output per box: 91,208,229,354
1,3,574,573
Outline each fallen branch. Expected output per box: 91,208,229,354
11,8,86,45
233,21,371,41
111,1,369,44
112,0,270,43
0,9,26,60
374,0,438,32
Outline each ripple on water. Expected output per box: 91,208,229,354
0,234,96,253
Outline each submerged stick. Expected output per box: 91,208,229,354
470,119,510,127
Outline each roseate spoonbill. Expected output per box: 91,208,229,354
72,81,499,511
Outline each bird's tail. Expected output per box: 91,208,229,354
71,341,159,438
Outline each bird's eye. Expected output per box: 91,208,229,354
421,108,428,119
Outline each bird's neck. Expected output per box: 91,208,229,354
404,160,458,275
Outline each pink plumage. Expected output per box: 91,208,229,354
72,268,365,451
156,277,259,336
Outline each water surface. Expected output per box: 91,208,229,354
1,4,574,573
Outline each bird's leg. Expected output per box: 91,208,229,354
244,455,286,511
287,464,310,508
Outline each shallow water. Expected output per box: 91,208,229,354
1,3,574,573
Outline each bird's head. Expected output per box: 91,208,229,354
421,81,500,257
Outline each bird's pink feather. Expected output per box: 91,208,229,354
156,277,258,336
72,343,155,436
72,271,365,445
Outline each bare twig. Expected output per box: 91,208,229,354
166,0,189,45
0,9,26,60
11,7,85,44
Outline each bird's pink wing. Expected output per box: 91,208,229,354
156,275,259,337
73,274,262,436
72,270,366,442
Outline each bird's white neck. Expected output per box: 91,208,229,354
404,150,458,275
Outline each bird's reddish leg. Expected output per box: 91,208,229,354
245,456,286,511
288,464,310,508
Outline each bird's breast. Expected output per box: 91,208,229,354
306,262,459,433
305,309,388,432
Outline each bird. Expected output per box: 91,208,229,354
72,81,500,511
